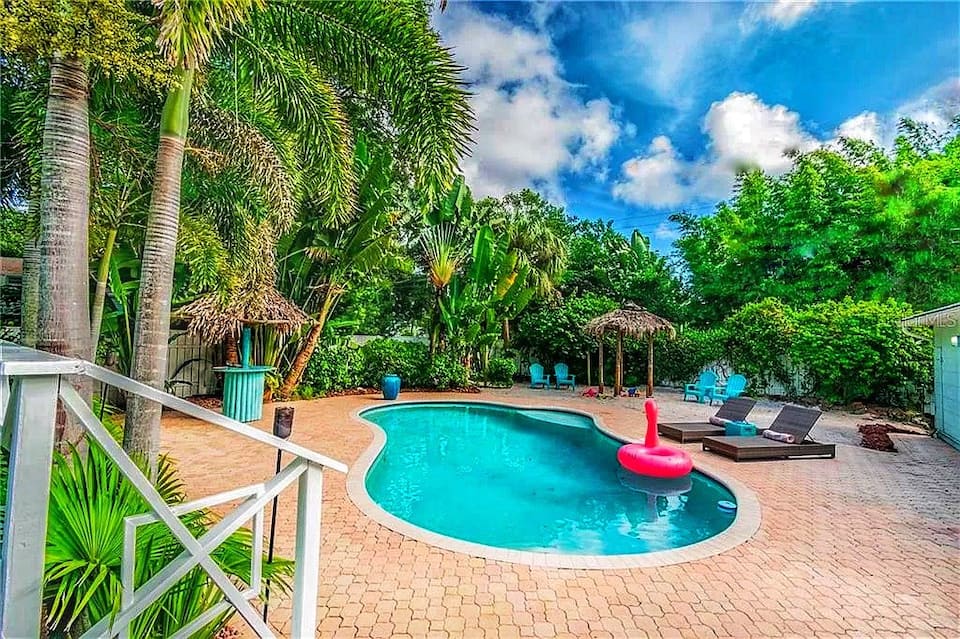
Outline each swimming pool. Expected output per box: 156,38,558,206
357,402,739,560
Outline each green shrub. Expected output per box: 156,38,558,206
513,293,618,377
426,352,470,389
722,298,797,391
359,339,430,388
484,357,517,386
651,328,725,384
790,299,932,407
302,341,363,392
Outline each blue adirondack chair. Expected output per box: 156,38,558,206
529,363,551,389
554,363,576,390
683,370,717,403
710,374,747,405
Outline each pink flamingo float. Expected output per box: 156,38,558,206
617,399,693,479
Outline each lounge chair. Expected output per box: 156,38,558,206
659,396,757,443
683,370,717,403
554,363,575,390
702,405,835,461
710,374,747,405
529,363,551,389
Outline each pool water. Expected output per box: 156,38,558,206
362,402,736,556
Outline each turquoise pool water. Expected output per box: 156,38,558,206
362,402,736,556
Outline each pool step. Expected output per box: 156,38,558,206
518,409,594,429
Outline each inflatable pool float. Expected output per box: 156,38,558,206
617,399,693,479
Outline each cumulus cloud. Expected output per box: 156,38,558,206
625,4,727,106
614,92,817,208
613,78,960,209
741,0,819,31
832,77,960,148
437,7,623,199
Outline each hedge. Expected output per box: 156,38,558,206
300,338,470,395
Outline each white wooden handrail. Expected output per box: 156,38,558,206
0,341,345,638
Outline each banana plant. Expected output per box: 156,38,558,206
437,224,537,370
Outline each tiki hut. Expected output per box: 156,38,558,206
179,286,309,345
584,303,675,397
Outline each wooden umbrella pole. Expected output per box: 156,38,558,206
598,340,604,393
646,333,654,397
615,330,623,397
586,353,591,387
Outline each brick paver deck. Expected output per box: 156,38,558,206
161,388,960,638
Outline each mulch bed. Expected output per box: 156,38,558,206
858,422,920,452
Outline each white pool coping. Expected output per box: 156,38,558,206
346,399,761,570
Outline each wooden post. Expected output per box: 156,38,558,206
586,353,591,387
646,333,655,398
598,340,604,394
614,330,623,397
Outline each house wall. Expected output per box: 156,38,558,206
934,327,960,449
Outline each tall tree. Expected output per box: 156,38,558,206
124,0,474,463
124,0,261,465
2,0,163,443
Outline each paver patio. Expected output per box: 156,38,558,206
160,388,960,638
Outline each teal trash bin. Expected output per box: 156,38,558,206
214,327,273,422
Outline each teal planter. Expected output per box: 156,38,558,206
214,327,273,422
382,374,401,400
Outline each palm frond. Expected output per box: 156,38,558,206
247,0,475,201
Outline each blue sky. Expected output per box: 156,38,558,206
435,1,960,251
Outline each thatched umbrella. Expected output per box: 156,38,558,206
585,303,675,397
179,285,309,345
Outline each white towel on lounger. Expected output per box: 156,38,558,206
762,429,795,444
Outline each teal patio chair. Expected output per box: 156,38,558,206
554,363,576,390
529,363,551,389
683,370,717,403
710,374,747,405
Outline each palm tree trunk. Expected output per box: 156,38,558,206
124,68,194,469
277,292,337,399
37,55,92,446
20,229,40,348
90,227,118,353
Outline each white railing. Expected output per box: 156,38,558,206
0,341,347,638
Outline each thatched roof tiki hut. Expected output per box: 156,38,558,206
585,303,675,397
179,285,309,360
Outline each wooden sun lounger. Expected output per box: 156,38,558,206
701,436,836,461
701,405,836,461
659,397,757,443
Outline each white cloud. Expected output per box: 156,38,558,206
896,77,960,131
614,92,817,208
832,77,960,147
741,1,819,31
625,4,727,106
612,136,690,208
835,111,883,146
613,78,960,209
654,221,681,242
437,7,623,199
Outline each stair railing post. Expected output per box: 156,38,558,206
290,461,323,637
0,374,59,639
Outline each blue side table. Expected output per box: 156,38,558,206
725,420,757,436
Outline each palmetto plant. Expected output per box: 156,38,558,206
42,436,293,637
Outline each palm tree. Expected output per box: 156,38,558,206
125,0,473,463
124,0,262,465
